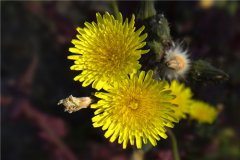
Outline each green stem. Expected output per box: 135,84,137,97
138,1,156,20
167,129,181,160
131,149,144,160
112,0,120,18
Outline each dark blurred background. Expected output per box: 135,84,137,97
1,1,240,160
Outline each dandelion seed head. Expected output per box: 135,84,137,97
160,44,191,81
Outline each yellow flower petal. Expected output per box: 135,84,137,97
91,70,178,149
189,100,218,124
166,80,193,120
68,12,149,90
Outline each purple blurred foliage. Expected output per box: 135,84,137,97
157,149,173,160
4,52,77,160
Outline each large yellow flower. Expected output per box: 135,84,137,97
167,80,193,120
68,12,149,90
91,70,178,149
189,100,218,124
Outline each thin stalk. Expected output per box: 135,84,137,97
112,1,120,18
138,1,156,20
131,149,144,160
167,129,181,160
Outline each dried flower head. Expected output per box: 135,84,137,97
58,95,92,113
91,70,178,149
68,12,149,90
166,80,193,120
189,100,218,124
159,43,190,81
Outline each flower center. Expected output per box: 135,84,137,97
128,99,139,110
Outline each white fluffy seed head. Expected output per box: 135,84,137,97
161,44,191,80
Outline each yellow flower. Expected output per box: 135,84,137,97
91,70,178,149
199,0,214,9
189,100,218,124
68,12,149,90
167,80,193,120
